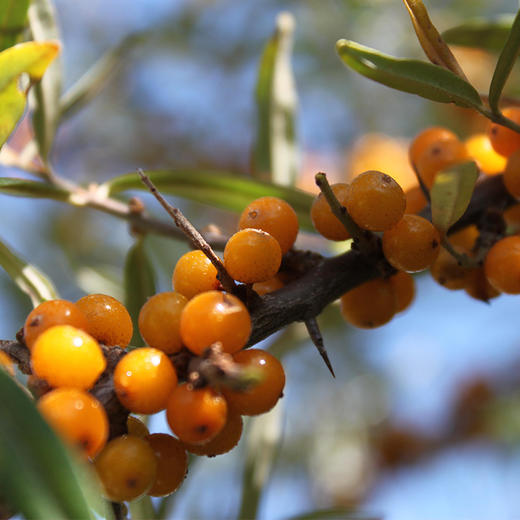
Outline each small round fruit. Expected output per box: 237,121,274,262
166,384,227,445
503,149,520,198
23,299,88,351
382,215,441,272
465,133,506,175
76,294,133,348
146,433,188,497
238,196,299,254
346,171,406,231
404,186,427,214
180,290,251,355
31,325,106,390
113,347,177,414
310,183,351,241
95,435,157,502
127,416,150,438
484,236,520,294
430,248,471,290
389,271,415,313
0,351,14,376
465,267,501,302
409,127,459,167
488,107,520,157
172,250,220,300
252,275,284,296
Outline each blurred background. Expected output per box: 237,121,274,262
2,0,520,519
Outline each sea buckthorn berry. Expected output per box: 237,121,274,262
31,325,106,389
340,278,396,329
127,416,150,438
430,247,471,291
409,127,459,168
488,107,520,157
223,349,285,416
0,351,14,376
465,267,500,302
238,196,299,255
23,299,88,351
450,225,479,251
183,411,243,457
484,235,520,294
172,250,220,300
113,347,177,414
253,275,284,296
503,149,520,198
146,433,188,497
389,271,415,313
180,290,251,355
95,435,157,502
76,294,133,348
311,183,351,241
38,388,108,459
465,133,506,175
224,229,282,284
166,384,228,445
138,292,188,354
404,186,427,214
382,215,441,273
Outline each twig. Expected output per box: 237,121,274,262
304,318,335,378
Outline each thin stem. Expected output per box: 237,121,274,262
478,106,520,134
411,162,431,204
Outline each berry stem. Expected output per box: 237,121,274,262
441,237,477,269
304,317,335,378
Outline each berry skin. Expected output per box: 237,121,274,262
488,107,520,157
113,347,177,414
38,388,108,459
138,292,188,354
503,149,520,198
127,416,150,438
409,127,459,168
252,275,284,296
95,435,157,502
238,196,299,255
346,171,406,231
224,229,282,284
465,133,506,175
76,294,133,348
166,384,228,445
340,278,396,329
23,299,88,351
465,267,501,302
484,236,520,294
31,325,106,390
180,290,251,355
146,433,188,497
389,271,415,313
310,183,351,241
430,247,471,290
382,215,441,273
223,349,285,416
172,250,220,300
0,351,15,376
404,186,427,215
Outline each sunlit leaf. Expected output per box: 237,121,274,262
336,39,483,109
0,176,69,200
0,0,30,51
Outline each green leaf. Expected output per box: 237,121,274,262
489,9,520,113
0,0,30,51
442,16,515,53
0,235,58,306
124,236,156,347
253,12,298,186
336,39,483,109
0,40,59,148
430,161,479,234
104,169,315,231
0,176,69,200
285,509,380,520
0,369,113,520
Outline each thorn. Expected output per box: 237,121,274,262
304,318,335,378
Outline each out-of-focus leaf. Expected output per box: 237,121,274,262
336,40,483,109
442,16,514,53
0,0,30,51
489,9,520,113
0,235,58,306
0,369,113,520
28,0,62,161
286,510,380,520
430,161,479,234
124,236,156,347
0,40,59,148
104,169,315,230
0,176,69,200
253,12,298,186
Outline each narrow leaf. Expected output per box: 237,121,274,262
0,235,58,306
430,161,479,234
286,510,380,520
253,12,298,186
0,176,69,200
489,9,520,113
0,369,113,520
0,0,30,51
336,39,483,109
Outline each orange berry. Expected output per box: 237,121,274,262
172,250,220,300
113,347,177,414
238,196,299,255
340,278,396,329
166,384,227,445
465,267,501,302
31,325,106,390
180,290,251,355
389,271,415,313
252,275,284,296
223,349,285,416
310,183,351,240
404,185,427,214
224,229,282,284
382,215,441,272
95,435,157,502
488,107,520,157
465,133,506,175
76,294,133,348
450,225,479,251
0,351,15,376
23,299,88,351
38,388,108,459
346,171,406,231
430,248,471,290
409,127,459,168
146,433,188,497
503,149,520,198
484,235,520,294
127,416,150,438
